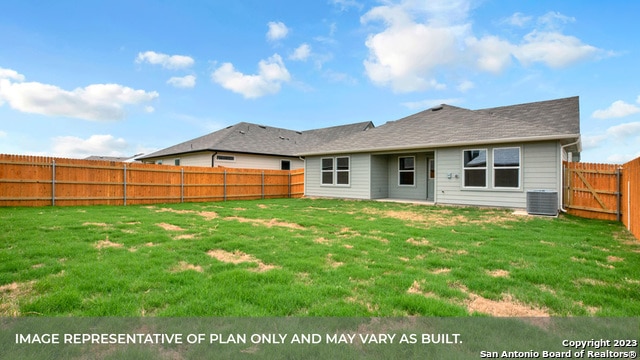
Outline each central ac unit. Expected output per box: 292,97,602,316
526,190,558,216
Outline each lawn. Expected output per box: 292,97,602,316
1,198,638,317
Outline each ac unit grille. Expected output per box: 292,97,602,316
526,190,558,216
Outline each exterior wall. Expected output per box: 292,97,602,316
436,141,561,209
370,155,388,199
142,152,304,170
386,153,428,200
304,154,371,199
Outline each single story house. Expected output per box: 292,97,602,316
299,96,581,212
137,121,374,170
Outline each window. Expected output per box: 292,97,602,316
398,156,415,185
463,149,487,187
321,157,350,185
174,159,180,166
281,160,291,170
321,158,334,185
156,160,163,165
493,147,520,188
216,155,235,161
336,157,350,185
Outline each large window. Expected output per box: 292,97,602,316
463,149,487,187
493,147,520,188
321,157,350,185
398,156,415,186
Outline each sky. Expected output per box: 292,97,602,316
0,0,639,164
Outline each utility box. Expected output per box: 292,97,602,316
526,190,558,216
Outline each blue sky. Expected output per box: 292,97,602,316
0,0,639,163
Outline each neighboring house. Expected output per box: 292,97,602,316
299,96,581,212
137,121,374,170
84,154,142,163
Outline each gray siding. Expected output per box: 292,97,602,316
387,154,428,200
304,154,371,199
436,141,560,209
370,155,388,199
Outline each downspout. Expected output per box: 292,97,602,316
559,137,581,213
211,152,217,167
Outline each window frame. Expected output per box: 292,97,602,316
216,155,235,162
462,149,488,189
320,156,350,186
493,147,521,189
281,160,291,171
398,156,416,186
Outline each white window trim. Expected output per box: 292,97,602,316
398,156,416,186
493,147,521,189
320,156,350,186
462,149,488,189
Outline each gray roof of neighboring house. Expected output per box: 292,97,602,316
299,96,581,156
137,121,374,160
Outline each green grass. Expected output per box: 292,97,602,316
1,198,638,317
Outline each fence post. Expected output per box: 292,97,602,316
181,168,184,203
288,171,291,198
261,171,265,199
223,170,227,201
123,164,127,206
51,159,56,207
616,167,621,222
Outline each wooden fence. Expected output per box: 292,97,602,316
621,156,640,240
0,154,305,207
563,157,640,240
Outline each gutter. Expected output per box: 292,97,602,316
559,137,582,213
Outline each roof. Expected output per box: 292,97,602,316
138,121,373,160
299,96,581,156
84,155,141,162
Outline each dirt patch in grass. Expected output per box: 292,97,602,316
326,253,343,268
153,207,218,220
95,238,124,249
207,249,279,272
174,234,196,240
407,280,437,298
157,223,185,231
83,222,108,227
406,237,430,246
0,281,34,316
466,293,549,317
170,261,203,273
607,256,624,262
487,269,510,278
431,268,451,275
314,237,332,245
223,216,304,230
363,207,519,228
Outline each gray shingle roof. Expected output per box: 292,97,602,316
138,121,373,160
299,96,580,156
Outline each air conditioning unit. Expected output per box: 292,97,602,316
526,190,558,216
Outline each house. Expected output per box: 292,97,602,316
299,96,581,212
137,121,374,170
84,154,142,162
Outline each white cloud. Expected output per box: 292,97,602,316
466,35,514,73
290,44,311,61
457,80,474,92
167,75,196,88
135,51,194,69
502,12,532,27
513,31,599,68
211,54,291,98
0,130,6,138
606,121,640,138
592,100,640,119
266,21,289,41
359,1,607,92
0,72,159,121
52,134,129,158
361,3,464,92
330,0,363,12
0,67,25,81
